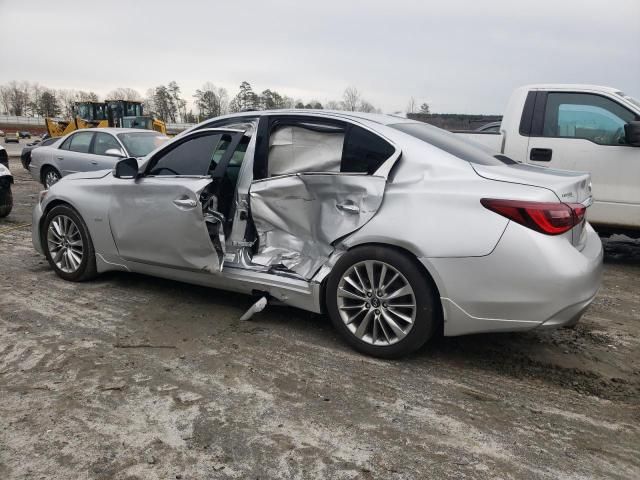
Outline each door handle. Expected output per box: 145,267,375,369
336,202,360,214
90,160,98,165
530,148,552,162
173,198,197,209
56,156,64,160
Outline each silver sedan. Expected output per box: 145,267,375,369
32,111,603,357
29,128,169,188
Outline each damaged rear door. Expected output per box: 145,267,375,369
249,116,400,278
108,129,244,272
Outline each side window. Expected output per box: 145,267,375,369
60,136,73,150
67,132,94,153
147,133,230,176
93,133,122,155
341,126,395,174
268,122,345,176
543,93,636,145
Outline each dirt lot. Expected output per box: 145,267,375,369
1,155,638,479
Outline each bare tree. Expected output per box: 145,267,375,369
193,82,228,119
342,86,361,112
29,83,43,116
76,90,100,102
0,85,12,114
359,100,376,113
325,100,341,110
419,102,430,114
57,89,78,118
143,88,156,117
106,87,142,101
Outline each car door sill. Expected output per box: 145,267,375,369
118,259,322,313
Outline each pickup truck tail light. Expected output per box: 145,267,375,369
481,199,586,235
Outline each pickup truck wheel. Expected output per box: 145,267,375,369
42,167,61,189
326,246,437,358
0,186,12,218
43,205,97,281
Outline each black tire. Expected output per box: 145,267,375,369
41,166,61,189
325,246,438,358
0,186,12,218
42,204,97,281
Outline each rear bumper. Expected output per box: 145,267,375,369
422,222,603,336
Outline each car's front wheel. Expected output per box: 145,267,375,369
43,205,97,281
42,166,61,189
326,246,438,358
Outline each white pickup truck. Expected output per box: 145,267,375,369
456,84,640,236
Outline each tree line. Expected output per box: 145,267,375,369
0,80,429,123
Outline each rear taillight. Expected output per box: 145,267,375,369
481,198,586,235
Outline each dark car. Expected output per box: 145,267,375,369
18,131,31,139
0,147,12,218
0,144,8,168
21,137,60,170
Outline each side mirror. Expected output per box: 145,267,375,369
113,157,139,179
624,121,640,147
105,148,126,158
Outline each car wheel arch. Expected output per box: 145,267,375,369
321,242,444,330
40,164,61,184
39,200,81,244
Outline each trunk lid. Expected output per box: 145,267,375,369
472,163,592,248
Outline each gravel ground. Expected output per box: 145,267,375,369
1,155,639,479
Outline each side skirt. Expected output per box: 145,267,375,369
97,254,322,313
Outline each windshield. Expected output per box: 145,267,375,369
117,132,169,157
390,122,512,166
616,91,640,110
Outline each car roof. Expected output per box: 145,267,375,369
200,109,415,127
71,127,161,135
520,84,622,94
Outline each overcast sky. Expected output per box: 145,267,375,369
0,0,638,114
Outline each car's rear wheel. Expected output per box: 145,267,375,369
0,185,12,218
326,246,438,358
43,205,97,281
42,167,61,189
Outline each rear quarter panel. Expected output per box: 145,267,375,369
341,134,560,258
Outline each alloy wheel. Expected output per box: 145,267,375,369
47,215,84,273
337,260,416,346
44,170,60,189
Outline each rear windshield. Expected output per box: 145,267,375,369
390,122,511,166
117,132,169,157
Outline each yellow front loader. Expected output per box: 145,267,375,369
46,100,166,137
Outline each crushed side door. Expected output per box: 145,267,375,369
249,172,389,278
